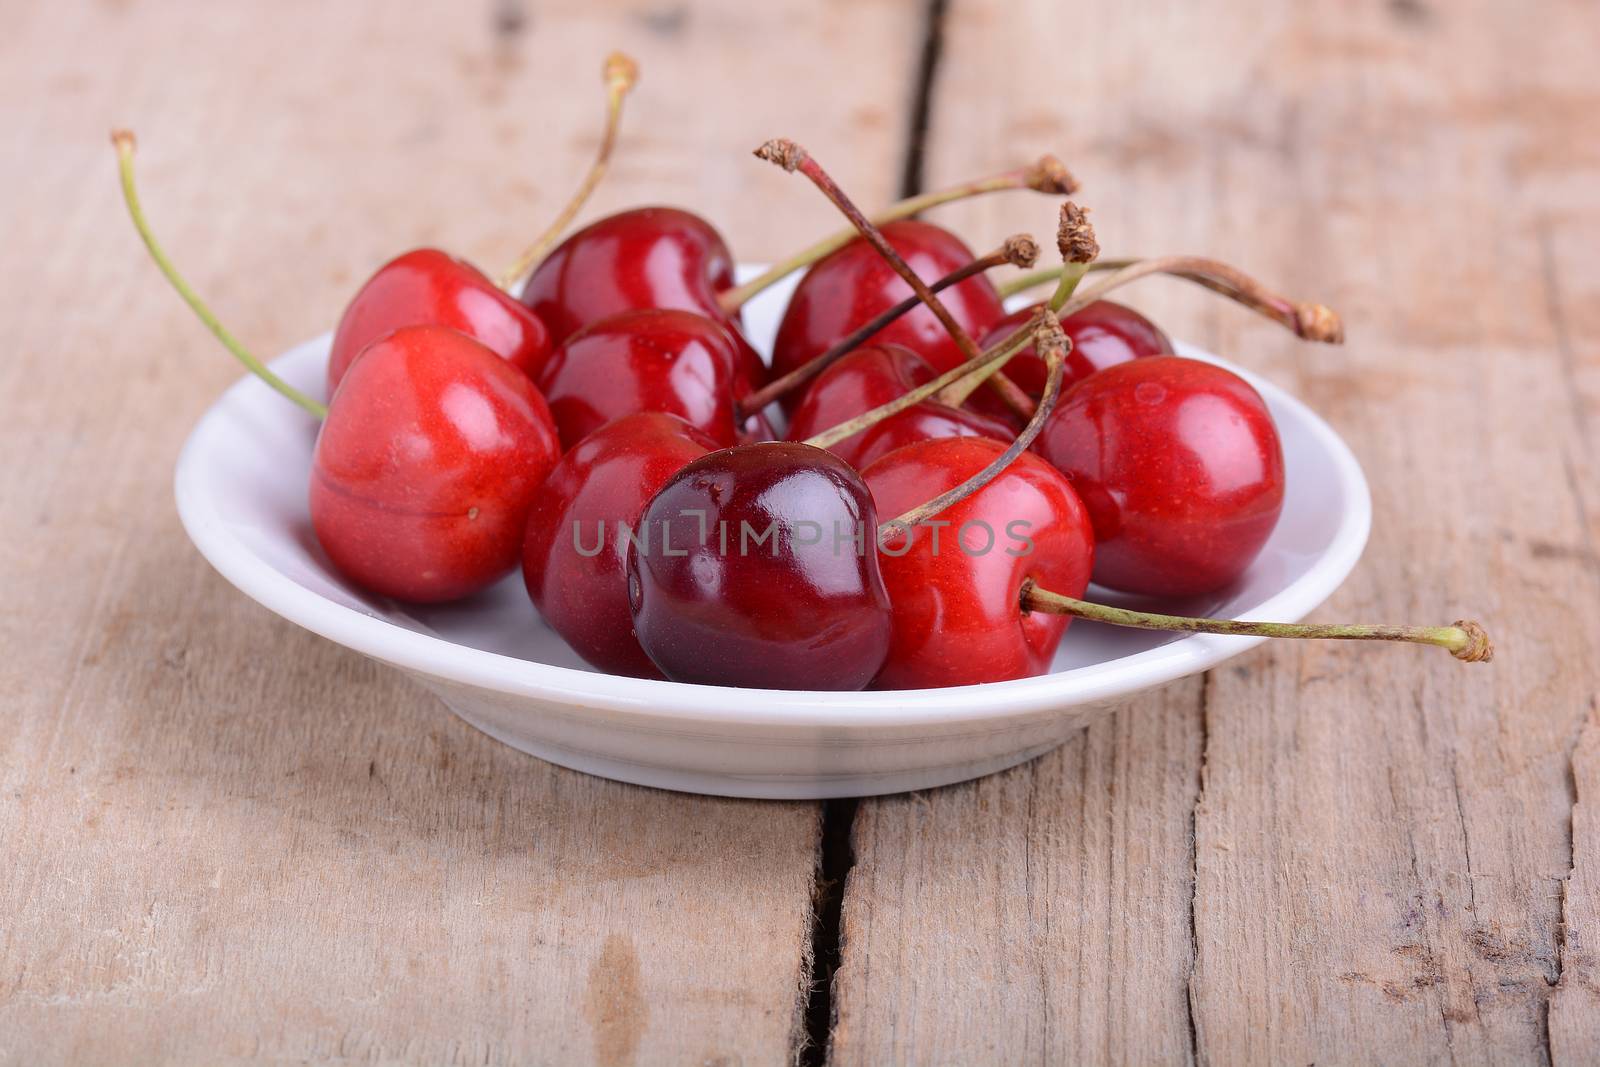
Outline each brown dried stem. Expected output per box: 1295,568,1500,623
755,138,1035,417
735,234,1038,419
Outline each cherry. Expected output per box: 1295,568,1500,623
327,248,552,390
535,308,757,450
863,436,1096,688
1035,356,1286,597
114,134,561,603
978,299,1173,397
626,442,893,690
326,55,641,392
786,344,1014,470
769,219,1006,398
311,325,562,602
737,234,1040,420
522,413,719,677
518,206,771,390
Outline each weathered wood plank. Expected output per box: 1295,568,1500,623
0,1,928,1062
831,0,1600,1061
832,682,1205,1064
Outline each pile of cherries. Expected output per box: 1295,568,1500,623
115,57,1491,692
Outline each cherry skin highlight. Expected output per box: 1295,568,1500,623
770,220,1005,404
518,206,769,390
328,248,553,391
786,344,1015,469
977,299,1173,398
863,436,1095,689
310,324,562,603
1035,356,1285,597
627,442,892,690
522,413,719,678
536,308,757,449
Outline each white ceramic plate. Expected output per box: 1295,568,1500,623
174,270,1370,798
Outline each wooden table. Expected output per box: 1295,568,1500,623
3,1,1597,1062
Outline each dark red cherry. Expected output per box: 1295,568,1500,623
519,206,769,389
770,220,1005,400
627,442,892,690
536,308,757,449
310,325,562,603
786,344,1015,469
863,436,1095,689
522,413,719,678
978,299,1173,398
328,248,552,391
1035,356,1284,597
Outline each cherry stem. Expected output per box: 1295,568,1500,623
498,52,640,293
734,234,1038,420
1020,582,1493,662
717,153,1075,313
880,314,1068,541
1007,257,1345,342
112,130,328,420
801,312,1040,451
996,259,1138,298
755,138,1035,419
935,201,1096,407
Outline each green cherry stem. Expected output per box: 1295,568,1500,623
717,153,1076,314
995,259,1138,298
1001,256,1344,343
499,52,640,293
113,130,328,419
801,313,1041,451
1020,582,1493,662
733,233,1039,420
880,313,1068,541
934,201,1098,408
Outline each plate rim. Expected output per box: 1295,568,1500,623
174,332,1372,729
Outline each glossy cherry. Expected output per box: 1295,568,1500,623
770,220,1006,400
536,308,762,449
519,206,769,390
1035,356,1285,597
327,248,553,391
978,299,1173,397
863,436,1095,689
786,344,1014,469
311,325,562,603
522,413,719,677
627,442,892,690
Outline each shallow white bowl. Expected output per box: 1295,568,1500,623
174,270,1370,798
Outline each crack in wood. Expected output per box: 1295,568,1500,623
898,0,950,200
1185,673,1212,1067
798,797,859,1067
793,5,946,1061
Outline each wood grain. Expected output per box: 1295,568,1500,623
0,1,929,1062
830,0,1600,1062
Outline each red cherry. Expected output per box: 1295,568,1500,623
978,299,1173,397
328,248,553,391
1035,356,1285,597
536,308,760,449
770,220,1006,398
310,325,562,603
519,206,769,389
786,344,1014,469
863,437,1095,689
522,413,718,678
627,442,892,690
